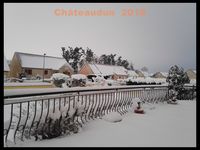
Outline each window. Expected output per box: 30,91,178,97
25,69,32,75
45,70,48,75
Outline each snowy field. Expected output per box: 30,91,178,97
8,100,196,147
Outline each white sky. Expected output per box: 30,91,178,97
4,3,196,73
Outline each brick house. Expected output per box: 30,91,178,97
9,52,73,79
79,63,128,80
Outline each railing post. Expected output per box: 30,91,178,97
13,103,22,144
5,104,13,145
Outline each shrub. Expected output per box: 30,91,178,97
126,77,162,85
31,104,85,141
51,73,70,88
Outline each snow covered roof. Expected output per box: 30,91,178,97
16,52,72,70
127,70,139,77
160,72,168,77
4,56,10,71
152,72,168,78
89,64,127,76
141,71,149,77
186,69,196,79
149,73,153,76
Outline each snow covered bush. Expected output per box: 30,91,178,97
126,77,159,85
102,112,122,123
51,73,70,88
71,74,87,87
87,75,106,86
6,100,86,142
31,102,86,140
32,116,62,140
166,65,190,103
94,75,105,84
71,74,87,80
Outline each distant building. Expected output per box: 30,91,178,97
186,69,196,80
79,63,128,80
127,70,139,78
152,72,168,78
9,52,73,78
4,56,10,79
135,70,149,78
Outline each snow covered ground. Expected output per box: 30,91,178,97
4,82,52,86
8,100,196,147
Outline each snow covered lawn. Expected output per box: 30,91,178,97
11,100,196,147
4,82,52,86
4,82,53,89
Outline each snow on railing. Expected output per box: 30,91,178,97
4,85,195,145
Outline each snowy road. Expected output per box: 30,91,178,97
10,100,196,147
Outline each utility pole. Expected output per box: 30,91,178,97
43,53,46,82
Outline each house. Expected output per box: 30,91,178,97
9,52,73,79
127,70,139,78
4,56,10,79
186,69,196,80
135,70,149,78
79,63,128,80
152,72,168,78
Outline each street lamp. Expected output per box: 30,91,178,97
43,53,46,82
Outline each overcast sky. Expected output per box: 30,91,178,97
4,3,196,73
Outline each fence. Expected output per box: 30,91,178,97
3,85,195,145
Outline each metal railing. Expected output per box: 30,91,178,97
3,85,195,145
